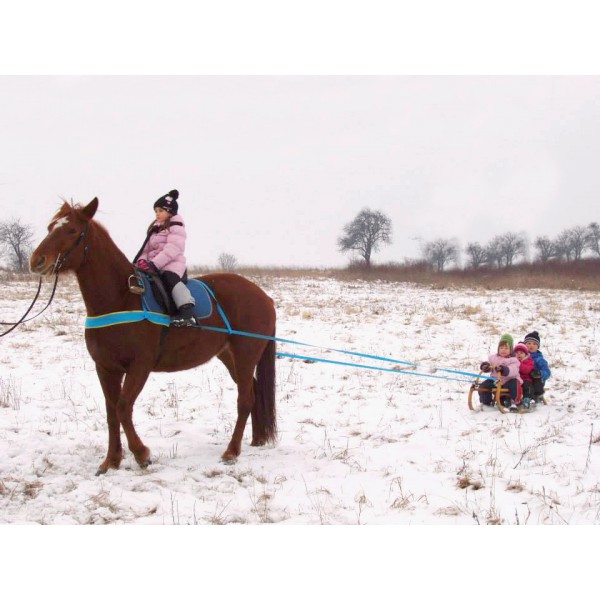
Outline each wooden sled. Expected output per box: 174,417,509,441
468,373,548,413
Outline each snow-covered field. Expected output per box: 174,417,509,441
1,273,599,526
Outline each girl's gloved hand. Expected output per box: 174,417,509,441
136,259,158,273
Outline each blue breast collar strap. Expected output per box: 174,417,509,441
85,310,170,329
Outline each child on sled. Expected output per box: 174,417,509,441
523,330,551,401
513,343,535,409
478,333,521,411
134,189,196,327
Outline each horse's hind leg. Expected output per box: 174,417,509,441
217,346,237,383
95,366,125,475
219,346,263,448
221,342,265,463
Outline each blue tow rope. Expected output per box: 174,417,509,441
84,290,491,384
195,324,490,384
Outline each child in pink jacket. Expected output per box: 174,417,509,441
135,189,196,326
514,342,535,409
478,333,521,410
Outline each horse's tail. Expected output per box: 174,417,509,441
254,328,277,444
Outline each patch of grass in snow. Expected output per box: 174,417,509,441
0,377,22,410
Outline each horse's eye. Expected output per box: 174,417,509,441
68,228,77,235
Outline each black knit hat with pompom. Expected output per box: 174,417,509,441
524,331,541,347
153,189,179,214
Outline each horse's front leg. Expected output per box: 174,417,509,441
117,367,152,469
95,366,125,476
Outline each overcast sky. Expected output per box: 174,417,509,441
1,75,599,268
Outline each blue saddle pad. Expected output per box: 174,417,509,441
139,273,213,321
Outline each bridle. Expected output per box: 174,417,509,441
0,222,90,337
54,222,90,274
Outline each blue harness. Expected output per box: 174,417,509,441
85,273,214,329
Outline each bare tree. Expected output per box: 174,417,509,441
553,226,589,261
485,236,504,268
534,236,556,262
554,230,575,261
0,218,34,272
422,238,459,271
497,232,527,266
217,252,238,272
338,208,392,268
464,242,488,269
589,222,600,257
566,226,589,260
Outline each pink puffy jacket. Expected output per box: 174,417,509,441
486,353,521,385
138,214,187,277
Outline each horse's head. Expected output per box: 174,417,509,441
30,198,99,275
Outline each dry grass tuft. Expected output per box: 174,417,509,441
506,480,525,493
0,377,22,410
457,476,484,490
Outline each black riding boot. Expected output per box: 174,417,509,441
172,303,196,327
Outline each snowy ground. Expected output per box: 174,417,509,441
1,274,600,526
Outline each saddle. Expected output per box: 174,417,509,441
130,271,213,322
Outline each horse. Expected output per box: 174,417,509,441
30,198,277,475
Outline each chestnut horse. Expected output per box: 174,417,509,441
30,198,277,475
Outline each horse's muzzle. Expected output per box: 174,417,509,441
30,254,53,275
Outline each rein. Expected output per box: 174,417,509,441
0,277,43,337
132,221,183,265
0,223,89,337
0,275,60,331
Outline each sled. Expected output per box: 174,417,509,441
467,373,547,413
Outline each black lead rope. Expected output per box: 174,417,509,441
0,274,60,331
0,222,89,337
0,277,44,337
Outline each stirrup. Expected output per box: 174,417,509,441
128,274,145,295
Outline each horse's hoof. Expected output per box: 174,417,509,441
96,460,117,476
221,451,238,465
135,458,152,470
134,447,152,470
136,454,152,470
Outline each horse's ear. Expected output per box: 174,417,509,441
82,197,99,221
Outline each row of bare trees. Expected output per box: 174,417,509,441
3,210,598,274
337,208,599,271
425,223,600,271
0,218,34,272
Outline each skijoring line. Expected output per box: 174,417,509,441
195,324,493,384
83,278,494,384
276,351,477,383
83,310,491,383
